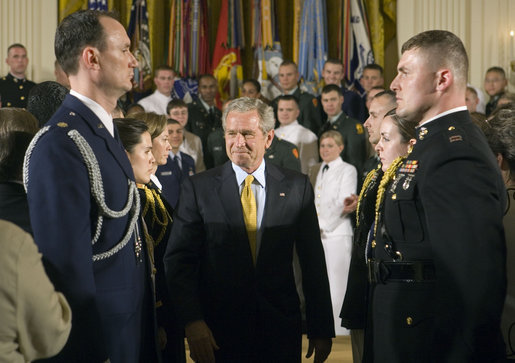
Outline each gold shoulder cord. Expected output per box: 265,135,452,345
373,156,406,239
138,184,171,246
356,165,381,227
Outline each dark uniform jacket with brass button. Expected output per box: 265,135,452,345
370,110,506,362
265,136,301,173
186,97,222,169
272,88,323,135
340,162,382,330
0,73,36,108
319,112,367,177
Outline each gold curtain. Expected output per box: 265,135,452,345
59,0,395,80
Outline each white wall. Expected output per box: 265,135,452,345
397,0,515,92
0,0,58,83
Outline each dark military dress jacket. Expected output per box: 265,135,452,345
319,112,367,176
340,161,382,330
0,73,36,108
369,110,507,362
265,136,301,172
186,97,222,168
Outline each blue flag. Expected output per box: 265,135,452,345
88,0,108,11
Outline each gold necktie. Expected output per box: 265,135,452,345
241,175,257,264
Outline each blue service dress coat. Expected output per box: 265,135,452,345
156,152,195,209
26,94,156,363
164,161,335,362
368,111,507,362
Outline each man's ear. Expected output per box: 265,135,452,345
82,46,100,70
265,129,274,149
435,68,453,92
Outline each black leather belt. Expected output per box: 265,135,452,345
368,259,436,284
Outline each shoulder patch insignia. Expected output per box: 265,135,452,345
356,123,364,135
57,122,68,128
312,98,318,107
292,148,299,159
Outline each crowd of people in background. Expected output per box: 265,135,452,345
0,9,514,363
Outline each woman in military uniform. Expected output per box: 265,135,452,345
363,110,416,361
116,115,185,363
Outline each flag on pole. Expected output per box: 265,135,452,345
251,0,283,100
168,0,209,78
127,0,152,92
341,0,374,92
298,0,328,94
212,0,244,103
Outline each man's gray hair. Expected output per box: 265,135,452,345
222,97,275,134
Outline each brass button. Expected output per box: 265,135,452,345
317,194,320,198
448,126,455,131
20,96,25,100
6,102,11,106
406,317,413,325
19,85,23,90
392,194,397,200
371,240,376,248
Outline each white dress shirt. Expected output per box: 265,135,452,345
275,120,319,174
138,90,173,115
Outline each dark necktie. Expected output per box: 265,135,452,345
171,156,182,181
322,164,329,174
208,107,215,126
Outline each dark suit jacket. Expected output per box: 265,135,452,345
26,94,155,363
164,161,334,362
371,111,506,362
0,182,32,234
157,152,195,209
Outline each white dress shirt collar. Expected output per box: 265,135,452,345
70,89,114,137
232,159,267,188
419,106,468,127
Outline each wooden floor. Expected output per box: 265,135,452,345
185,335,353,362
